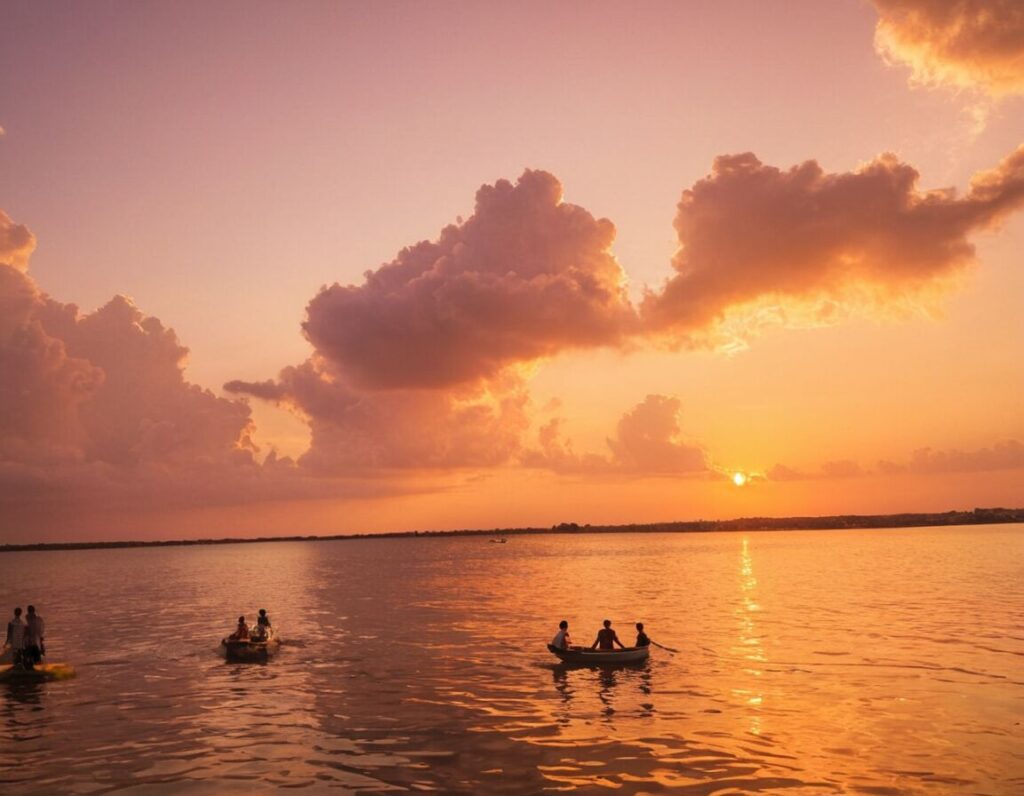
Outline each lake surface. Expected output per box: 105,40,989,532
0,525,1022,794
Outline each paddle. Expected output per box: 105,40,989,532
651,640,679,654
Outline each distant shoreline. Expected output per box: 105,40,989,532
1,507,1020,553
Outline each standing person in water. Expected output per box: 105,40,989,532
23,605,45,669
591,619,626,650
5,607,25,667
551,620,571,650
635,622,651,647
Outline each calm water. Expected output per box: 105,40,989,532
0,525,1022,794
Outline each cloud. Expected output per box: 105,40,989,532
302,169,637,390
0,265,103,464
896,439,1024,473
231,170,639,470
872,0,1024,96
229,359,530,472
768,460,864,481
642,145,1024,343
772,440,1023,480
0,211,284,525
607,395,708,473
522,394,709,475
0,210,36,272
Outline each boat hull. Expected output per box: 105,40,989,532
0,663,76,682
547,644,650,664
221,633,279,662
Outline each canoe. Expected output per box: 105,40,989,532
547,643,650,664
220,629,279,662
0,663,76,682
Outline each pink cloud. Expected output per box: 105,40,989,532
0,210,36,272
522,394,708,475
229,359,529,472
231,170,639,470
302,169,637,390
905,439,1024,473
772,440,1023,480
642,145,1024,341
872,0,1024,96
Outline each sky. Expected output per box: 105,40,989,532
1,0,1022,543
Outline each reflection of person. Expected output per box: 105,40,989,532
229,616,249,641
591,619,626,650
635,622,650,647
24,605,45,669
551,620,570,650
5,607,25,667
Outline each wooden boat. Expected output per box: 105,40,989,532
220,628,279,662
0,663,76,682
547,643,650,664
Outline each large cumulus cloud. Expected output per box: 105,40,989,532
642,145,1024,341
230,170,637,470
872,0,1024,95
0,211,270,524
302,169,637,390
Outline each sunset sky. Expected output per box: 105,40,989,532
1,0,1022,542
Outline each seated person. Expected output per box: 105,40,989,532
635,622,650,647
257,609,271,629
229,616,249,641
551,620,570,650
591,619,626,650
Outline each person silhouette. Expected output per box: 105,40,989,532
591,619,626,650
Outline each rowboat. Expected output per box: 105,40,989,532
547,644,650,664
0,663,76,682
220,629,279,662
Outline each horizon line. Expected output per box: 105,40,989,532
1,507,1021,553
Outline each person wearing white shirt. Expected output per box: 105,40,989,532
551,620,571,650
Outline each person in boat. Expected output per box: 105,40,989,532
23,605,45,670
635,622,651,647
229,616,250,641
251,609,271,640
4,607,25,668
551,620,571,650
591,619,626,651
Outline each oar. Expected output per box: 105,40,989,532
651,640,679,654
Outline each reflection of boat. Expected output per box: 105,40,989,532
489,538,507,544
221,629,280,662
0,663,76,682
547,644,649,664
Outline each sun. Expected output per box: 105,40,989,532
732,472,748,487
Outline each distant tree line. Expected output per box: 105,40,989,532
2,507,1020,553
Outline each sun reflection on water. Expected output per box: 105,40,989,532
733,536,766,735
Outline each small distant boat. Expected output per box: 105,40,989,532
221,629,280,663
489,538,507,544
0,663,76,682
547,644,650,665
